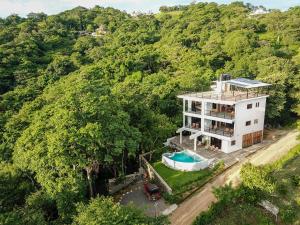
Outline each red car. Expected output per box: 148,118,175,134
143,183,161,201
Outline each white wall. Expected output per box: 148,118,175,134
221,139,240,153
232,97,267,152
180,96,268,154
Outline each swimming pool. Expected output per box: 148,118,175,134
169,151,202,163
162,150,213,171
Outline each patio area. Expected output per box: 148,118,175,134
169,135,267,167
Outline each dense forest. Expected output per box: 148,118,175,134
0,2,299,224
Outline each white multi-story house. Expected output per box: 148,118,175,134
169,76,271,154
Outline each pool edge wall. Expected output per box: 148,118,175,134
162,151,210,172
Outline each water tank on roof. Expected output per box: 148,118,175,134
220,74,231,81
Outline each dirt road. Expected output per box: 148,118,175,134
169,129,300,225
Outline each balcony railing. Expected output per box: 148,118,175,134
185,123,201,130
205,110,235,120
204,127,234,137
186,109,202,115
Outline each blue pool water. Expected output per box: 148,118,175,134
169,151,202,163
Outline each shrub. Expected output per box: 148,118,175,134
238,185,262,204
295,197,300,206
240,163,275,193
0,163,35,213
280,205,296,224
291,175,300,187
193,201,224,225
162,193,180,204
73,196,169,225
213,183,237,203
276,183,287,195
212,160,225,172
271,145,300,169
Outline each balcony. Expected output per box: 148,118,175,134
204,126,234,137
186,109,202,115
205,110,234,120
185,122,201,131
185,101,202,115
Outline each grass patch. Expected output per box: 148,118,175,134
209,203,274,225
152,162,212,189
269,143,300,169
152,161,224,204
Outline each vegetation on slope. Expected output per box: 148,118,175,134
194,144,300,225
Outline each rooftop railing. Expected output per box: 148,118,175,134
180,91,267,102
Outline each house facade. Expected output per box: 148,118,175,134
170,76,271,154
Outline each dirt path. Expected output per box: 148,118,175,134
169,129,300,225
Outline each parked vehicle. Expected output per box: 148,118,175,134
143,182,161,201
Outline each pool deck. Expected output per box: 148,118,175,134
169,135,271,167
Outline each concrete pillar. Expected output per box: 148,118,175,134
188,116,191,127
201,100,205,132
183,100,186,127
187,99,192,127
194,138,197,151
180,132,182,144
188,100,192,111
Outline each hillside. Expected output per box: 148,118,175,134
194,144,300,225
0,2,299,224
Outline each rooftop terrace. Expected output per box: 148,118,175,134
178,90,268,102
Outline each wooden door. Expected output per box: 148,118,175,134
242,133,253,148
253,130,262,144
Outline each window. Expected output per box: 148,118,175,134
245,121,251,126
231,140,236,146
254,119,258,124
247,104,252,109
255,102,260,107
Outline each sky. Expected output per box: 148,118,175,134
0,0,299,18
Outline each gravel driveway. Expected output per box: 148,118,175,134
119,179,170,217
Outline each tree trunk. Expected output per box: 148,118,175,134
86,161,100,198
113,165,117,178
86,167,94,198
121,150,125,175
